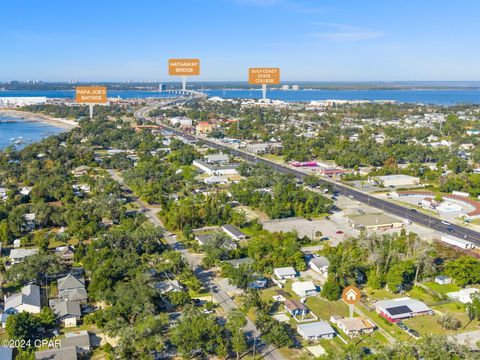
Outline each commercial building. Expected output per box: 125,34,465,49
196,121,213,134
368,175,420,188
204,154,229,164
245,142,283,155
170,117,193,127
192,159,238,176
374,297,432,323
0,97,47,107
347,213,403,231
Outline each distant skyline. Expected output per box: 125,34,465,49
2,0,480,82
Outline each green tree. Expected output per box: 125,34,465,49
5,312,42,343
445,256,480,286
226,310,248,360
171,306,227,359
321,275,342,301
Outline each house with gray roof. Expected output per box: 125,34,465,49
9,247,38,264
57,274,87,303
35,346,78,360
4,284,41,314
297,321,336,340
61,330,91,354
273,267,297,280
222,224,248,241
204,154,229,164
309,256,330,277
0,346,13,360
50,299,81,327
154,279,184,294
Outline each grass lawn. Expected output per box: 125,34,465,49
423,281,460,295
262,154,284,163
305,297,349,320
404,286,440,306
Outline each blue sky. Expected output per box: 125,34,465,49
1,0,479,81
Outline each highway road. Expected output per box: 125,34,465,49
137,111,480,246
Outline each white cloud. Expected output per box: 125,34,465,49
310,22,385,41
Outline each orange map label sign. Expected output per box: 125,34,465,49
342,286,361,305
75,86,107,104
249,68,280,85
169,59,200,76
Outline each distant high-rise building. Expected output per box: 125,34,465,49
159,83,167,91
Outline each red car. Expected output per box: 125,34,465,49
336,230,344,234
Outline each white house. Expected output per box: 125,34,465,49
4,285,41,314
447,288,480,304
222,224,248,241
292,281,318,298
309,257,329,277
434,275,452,285
273,267,297,280
297,321,336,340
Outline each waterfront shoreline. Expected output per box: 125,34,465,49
0,108,78,129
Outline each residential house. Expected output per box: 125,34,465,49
284,298,309,317
309,256,329,277
297,321,336,341
154,280,184,294
0,188,7,201
61,330,91,355
35,347,77,360
292,281,318,298
222,224,248,241
55,246,75,264
447,288,480,304
273,267,297,280
50,299,81,328
330,316,375,337
72,165,89,177
375,297,433,323
0,347,13,360
223,257,254,268
9,248,38,264
4,284,41,314
195,234,214,246
57,274,88,304
249,277,268,289
434,275,452,285
0,313,10,328
23,213,36,231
